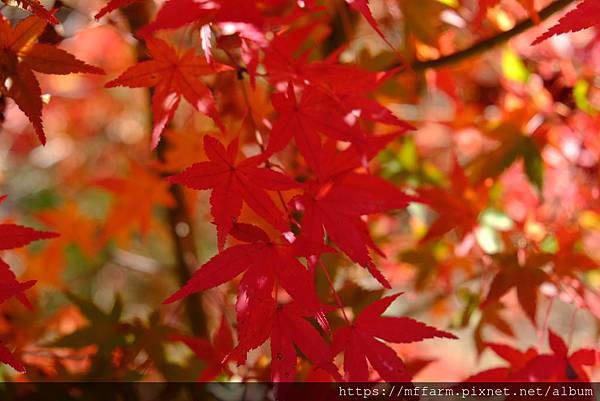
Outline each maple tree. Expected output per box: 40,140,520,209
0,0,599,389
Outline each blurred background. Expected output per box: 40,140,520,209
0,0,598,385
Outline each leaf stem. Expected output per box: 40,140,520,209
319,259,351,325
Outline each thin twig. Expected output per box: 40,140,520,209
393,0,577,73
319,259,351,325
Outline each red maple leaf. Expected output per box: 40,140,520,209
169,135,297,250
0,15,104,144
0,259,36,308
482,253,551,324
105,38,231,148
268,84,374,173
94,0,143,19
532,0,599,45
164,223,326,326
165,224,339,381
290,141,417,288
0,343,25,373
0,195,58,306
345,0,394,47
229,301,340,382
518,331,597,381
473,301,514,354
0,222,58,252
0,196,58,372
464,342,539,381
552,226,598,277
137,0,265,37
332,293,456,382
170,315,233,381
264,29,411,172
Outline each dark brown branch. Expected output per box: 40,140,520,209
401,0,577,72
120,1,207,338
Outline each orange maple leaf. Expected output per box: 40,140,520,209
106,38,232,149
95,162,175,243
0,15,104,144
482,252,551,325
21,202,103,285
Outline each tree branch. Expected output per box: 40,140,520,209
403,0,577,72
120,1,207,338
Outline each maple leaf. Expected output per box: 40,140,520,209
473,301,514,354
0,15,103,144
263,27,411,170
24,202,101,285
169,135,297,250
94,0,143,19
165,224,340,380
468,123,544,192
35,202,100,261
229,301,340,382
294,174,414,288
321,133,404,179
2,0,59,25
518,331,597,381
95,162,175,242
137,0,265,37
291,140,417,288
464,342,539,381
345,0,394,48
0,259,36,308
170,315,233,381
155,130,206,173
0,195,58,373
264,29,411,171
332,293,456,382
482,253,551,324
0,197,57,307
552,227,599,277
469,332,597,382
532,0,599,45
50,293,128,363
0,222,57,251
105,38,231,148
0,343,25,373
164,224,325,323
267,85,366,175
295,64,411,130
418,157,488,243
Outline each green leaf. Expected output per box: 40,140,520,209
522,137,544,194
573,79,597,115
502,50,529,83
